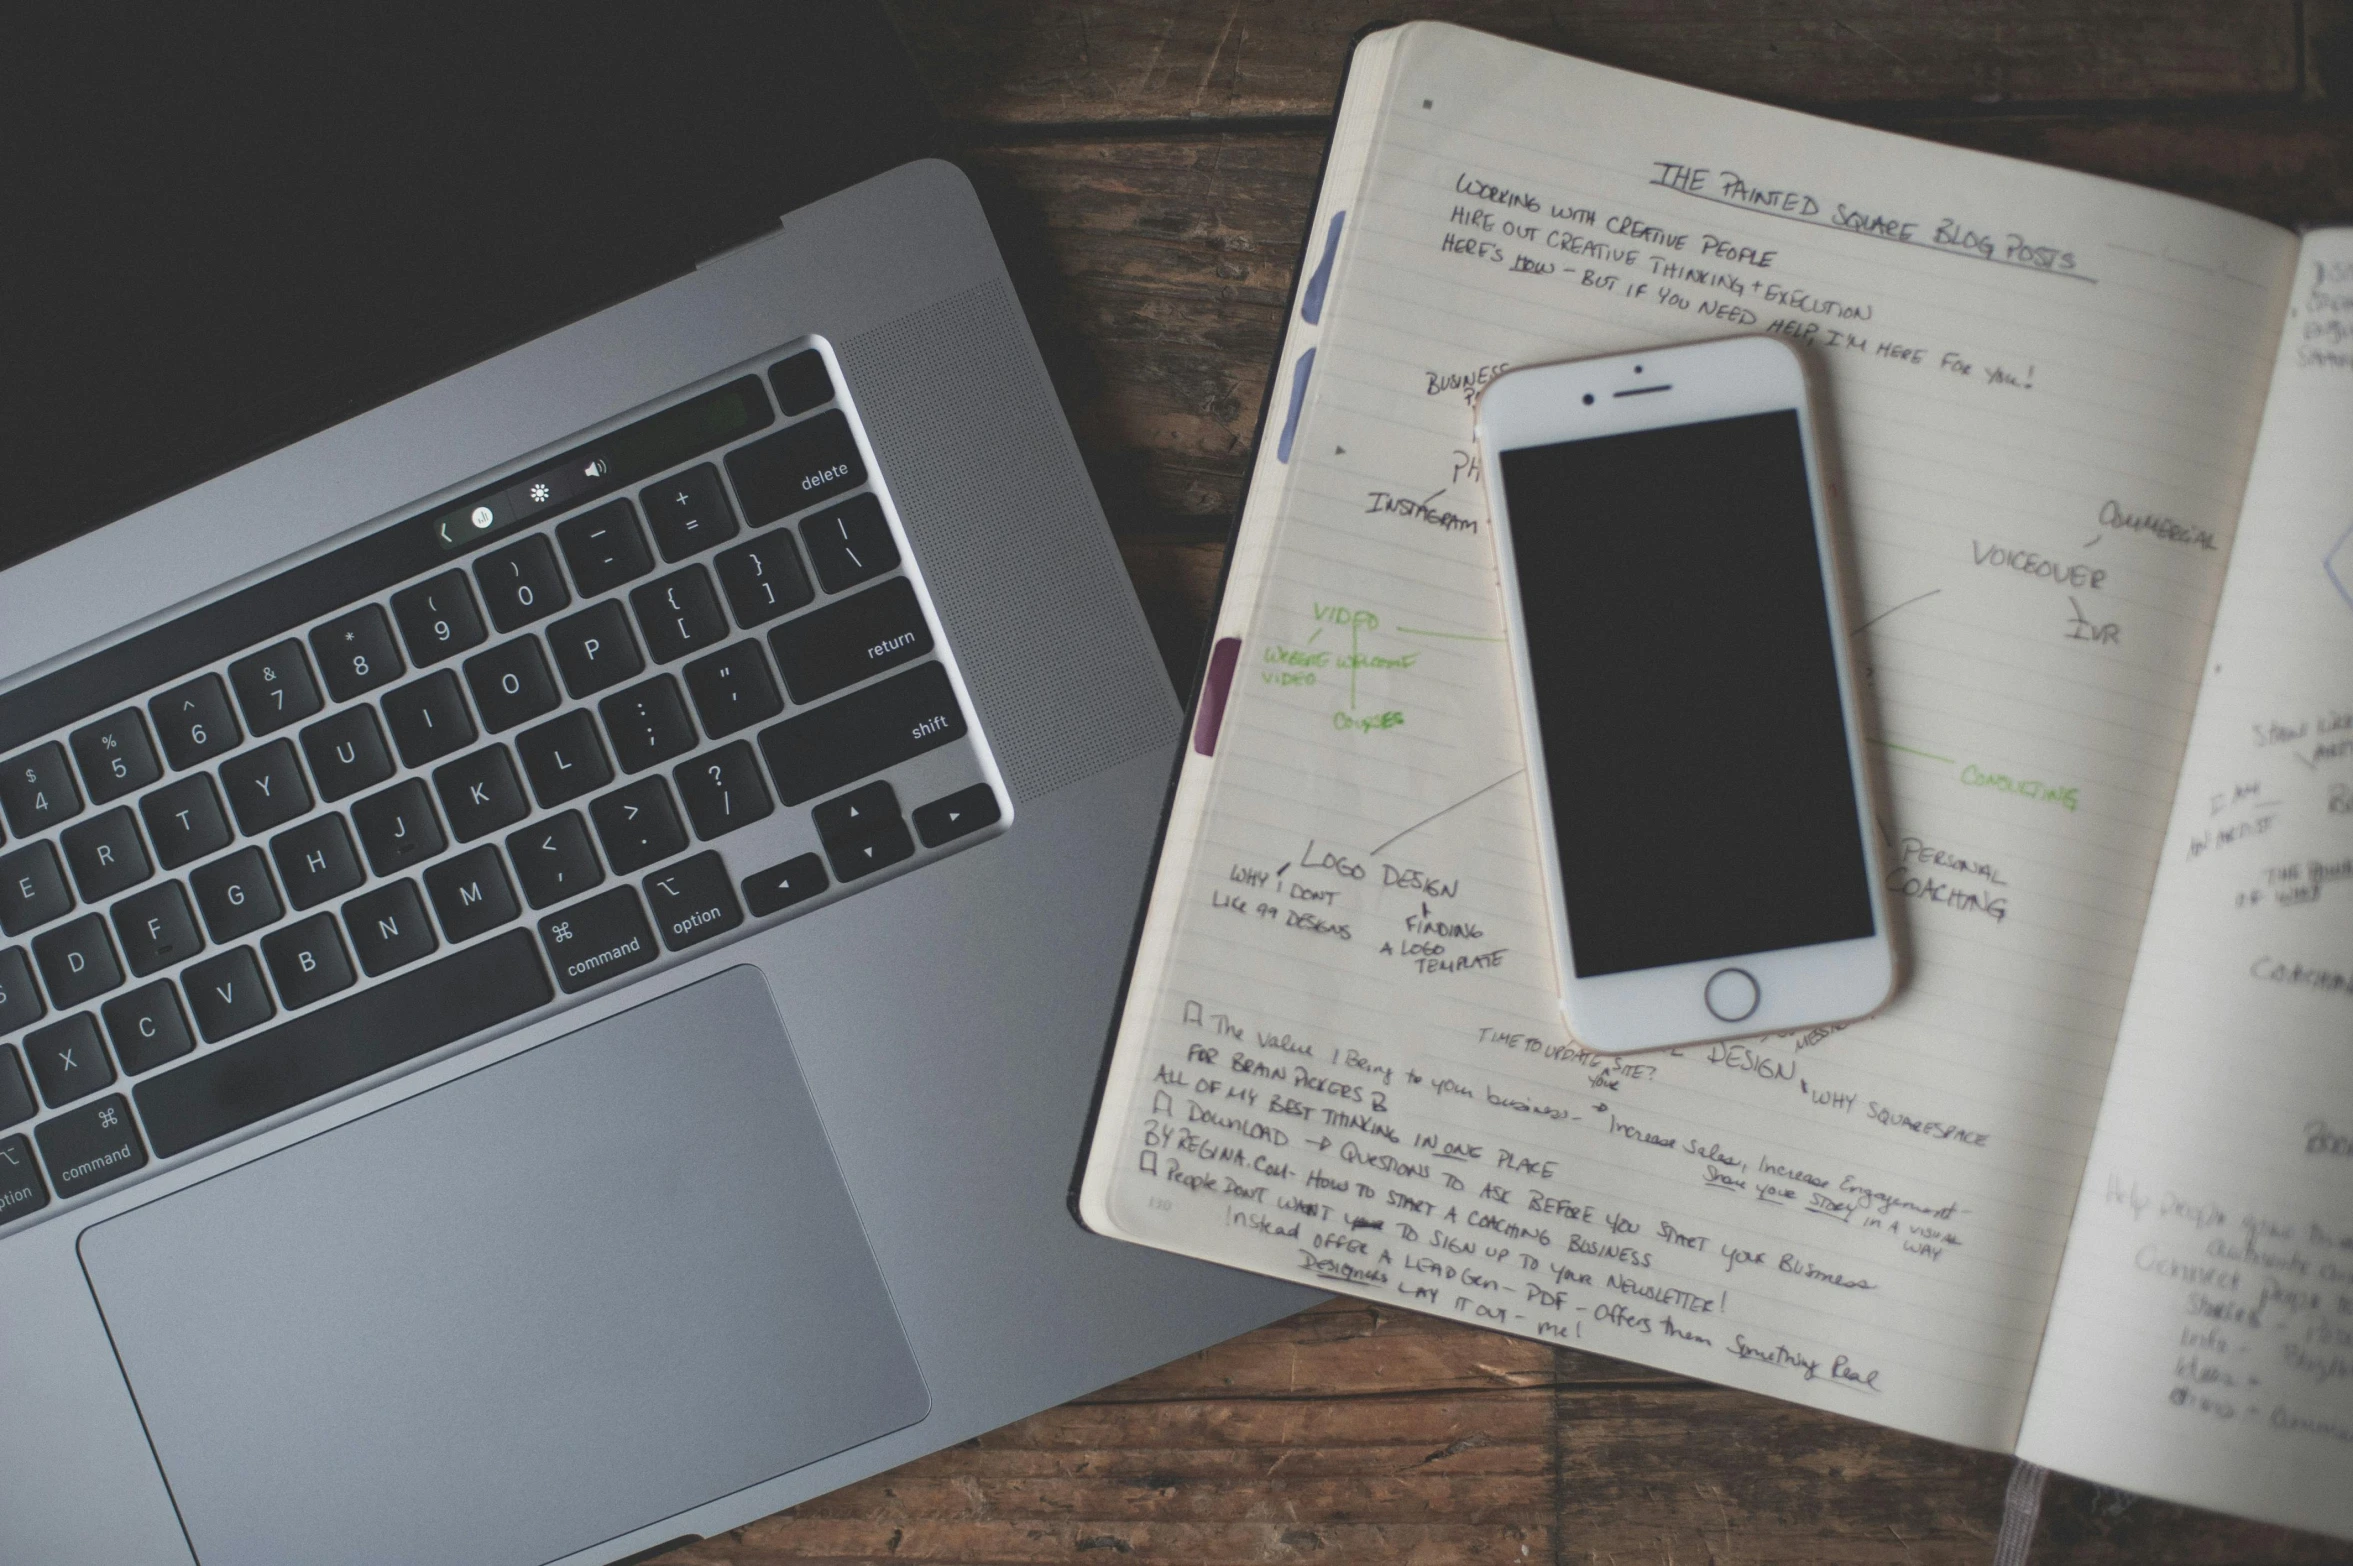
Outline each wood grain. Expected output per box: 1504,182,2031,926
648,6,2353,1562
896,1,2304,123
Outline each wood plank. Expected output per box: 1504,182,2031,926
893,0,2301,125
649,1305,2347,1564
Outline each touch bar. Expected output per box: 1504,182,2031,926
135,929,552,1158
0,377,773,755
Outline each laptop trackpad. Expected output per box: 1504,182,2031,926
78,966,928,1566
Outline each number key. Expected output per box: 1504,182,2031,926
68,710,161,804
227,639,324,736
475,534,571,632
0,742,82,835
150,674,244,771
309,605,406,702
389,570,488,667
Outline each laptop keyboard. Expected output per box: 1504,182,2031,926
0,343,1007,1225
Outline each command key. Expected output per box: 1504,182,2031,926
537,886,659,994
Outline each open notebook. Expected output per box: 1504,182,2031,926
1075,21,2353,1538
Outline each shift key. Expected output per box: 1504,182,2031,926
538,886,659,994
756,662,966,806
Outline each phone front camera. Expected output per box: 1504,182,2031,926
1582,393,1594,405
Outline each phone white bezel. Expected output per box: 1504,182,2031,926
1475,334,1896,1054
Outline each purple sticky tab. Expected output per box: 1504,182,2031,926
1192,637,1242,756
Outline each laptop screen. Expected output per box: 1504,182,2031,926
6,5,937,571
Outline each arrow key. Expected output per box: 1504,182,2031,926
913,783,1002,848
820,816,913,884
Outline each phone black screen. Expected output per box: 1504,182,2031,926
1498,409,1875,978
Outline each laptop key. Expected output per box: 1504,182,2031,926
310,604,407,703
262,914,357,1010
756,661,966,806
344,880,438,977
598,676,697,773
183,947,275,1042
0,842,73,937
301,704,395,802
798,494,899,594
69,709,162,804
433,745,530,842
35,1094,146,1198
463,635,562,732
675,741,775,841
538,885,658,994
683,641,784,738
0,1134,45,1222
226,640,325,736
150,674,243,771
546,600,645,699
725,410,866,525
271,814,365,910
476,533,572,633
629,565,728,663
516,710,612,807
388,570,488,668
382,670,478,768
351,779,447,878
0,946,43,1033
823,816,915,884
812,780,898,845
589,778,686,876
2,741,83,836
768,576,931,703
644,852,744,952
192,848,284,943
642,462,740,562
61,807,152,903
555,499,655,597
33,915,123,1008
507,811,604,909
26,1013,113,1107
768,348,836,417
102,981,195,1075
135,928,551,1159
220,739,314,836
141,774,233,869
0,1049,33,1129
424,845,519,943
914,783,1002,847
741,853,828,917
113,882,204,976
714,532,814,629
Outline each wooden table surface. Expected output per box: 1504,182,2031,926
665,6,2353,1562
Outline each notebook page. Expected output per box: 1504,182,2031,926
1081,22,2295,1451
2016,231,2353,1537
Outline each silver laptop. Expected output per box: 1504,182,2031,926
0,17,1309,1564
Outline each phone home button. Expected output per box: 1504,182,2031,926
1703,967,1760,1023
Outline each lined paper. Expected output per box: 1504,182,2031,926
1082,23,2296,1452
2017,230,2353,1534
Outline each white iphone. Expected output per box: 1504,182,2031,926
1475,335,1896,1054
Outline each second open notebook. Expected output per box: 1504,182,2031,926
1076,21,2353,1540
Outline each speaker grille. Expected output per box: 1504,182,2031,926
840,282,1176,802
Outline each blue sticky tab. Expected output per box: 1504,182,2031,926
1301,210,1345,325
1275,347,1314,465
